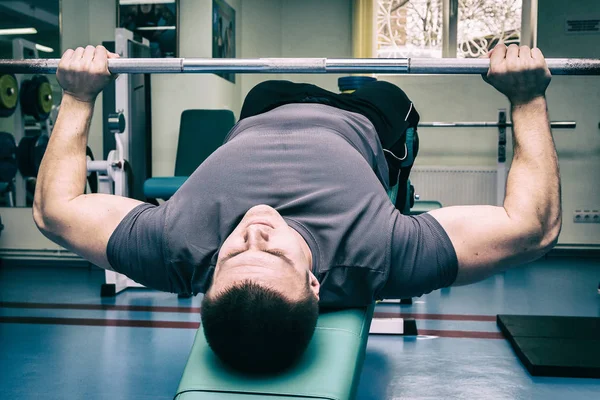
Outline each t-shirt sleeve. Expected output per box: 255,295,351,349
106,203,176,293
380,212,458,299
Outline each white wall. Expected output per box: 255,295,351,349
537,0,600,58
239,0,353,99
151,0,242,177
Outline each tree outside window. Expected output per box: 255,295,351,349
376,0,523,59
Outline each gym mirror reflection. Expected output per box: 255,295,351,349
0,0,61,208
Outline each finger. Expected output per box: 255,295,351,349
59,49,75,65
58,49,75,77
107,52,120,59
489,42,506,66
519,45,532,61
93,45,109,73
72,47,85,63
531,47,545,62
82,45,95,65
61,48,75,60
506,44,519,61
93,45,107,60
531,47,550,74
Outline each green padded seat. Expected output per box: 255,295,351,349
143,176,188,200
174,305,375,400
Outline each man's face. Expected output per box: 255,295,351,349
211,205,319,300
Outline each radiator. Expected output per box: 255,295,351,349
410,166,498,207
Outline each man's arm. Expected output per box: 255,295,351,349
428,44,562,285
33,46,143,270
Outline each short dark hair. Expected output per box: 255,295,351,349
201,279,319,374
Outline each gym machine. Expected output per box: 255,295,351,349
94,29,153,297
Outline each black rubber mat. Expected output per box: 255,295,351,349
497,315,600,378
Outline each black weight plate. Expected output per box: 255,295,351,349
0,131,17,182
17,135,39,177
20,76,52,121
20,79,36,117
0,159,18,182
0,131,16,159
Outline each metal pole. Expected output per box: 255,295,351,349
497,109,508,206
0,57,599,75
87,160,110,173
419,121,576,129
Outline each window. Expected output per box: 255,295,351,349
377,0,444,58
375,0,525,59
457,0,522,58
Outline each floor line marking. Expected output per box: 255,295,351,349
0,302,497,322
0,316,503,339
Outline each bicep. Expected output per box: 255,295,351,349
428,205,543,285
44,194,144,269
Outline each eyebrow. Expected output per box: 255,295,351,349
220,249,295,268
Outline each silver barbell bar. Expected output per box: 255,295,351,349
420,121,576,128
0,57,599,75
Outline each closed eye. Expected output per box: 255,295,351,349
220,249,294,267
265,249,295,267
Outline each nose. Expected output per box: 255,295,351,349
245,224,269,247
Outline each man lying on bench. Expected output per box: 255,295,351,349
34,43,561,374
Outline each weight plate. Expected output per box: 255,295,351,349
0,74,18,117
0,158,18,182
37,80,53,114
0,131,16,159
0,131,17,182
17,135,39,177
21,76,53,120
20,79,36,117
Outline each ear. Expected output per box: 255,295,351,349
308,272,320,300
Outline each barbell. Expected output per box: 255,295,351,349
0,57,599,75
420,121,576,128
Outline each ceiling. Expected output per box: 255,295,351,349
0,0,60,57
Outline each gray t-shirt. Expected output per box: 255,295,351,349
107,103,458,307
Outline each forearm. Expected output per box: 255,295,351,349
503,97,562,244
34,95,94,221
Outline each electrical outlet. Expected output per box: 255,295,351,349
573,210,600,223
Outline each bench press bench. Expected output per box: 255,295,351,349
174,305,374,400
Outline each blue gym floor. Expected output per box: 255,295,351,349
1,256,599,400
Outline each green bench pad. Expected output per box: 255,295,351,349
175,305,375,400
144,176,188,200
